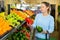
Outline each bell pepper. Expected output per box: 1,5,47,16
25,17,33,25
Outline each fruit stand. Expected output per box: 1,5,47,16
0,3,36,40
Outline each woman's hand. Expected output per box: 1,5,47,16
27,23,33,31
27,23,32,27
41,30,48,34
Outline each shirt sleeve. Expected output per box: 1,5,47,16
32,14,38,28
48,17,54,33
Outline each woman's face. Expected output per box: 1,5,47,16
40,3,48,13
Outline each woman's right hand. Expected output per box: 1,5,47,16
27,23,32,27
27,23,33,31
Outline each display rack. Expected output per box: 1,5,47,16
17,21,26,29
0,3,35,40
0,21,26,40
0,28,16,40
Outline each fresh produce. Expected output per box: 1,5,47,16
11,9,29,20
0,16,12,36
6,9,35,40
25,17,33,25
16,11,29,19
7,32,28,40
7,26,30,40
5,13,24,27
0,12,5,18
19,26,30,40
36,26,43,33
26,32,30,40
24,10,34,16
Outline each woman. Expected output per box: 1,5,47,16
27,2,54,40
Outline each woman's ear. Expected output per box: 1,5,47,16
47,7,49,10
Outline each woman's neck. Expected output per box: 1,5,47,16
42,12,49,16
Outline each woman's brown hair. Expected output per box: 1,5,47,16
41,2,51,14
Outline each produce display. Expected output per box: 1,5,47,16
11,9,29,20
6,9,35,40
5,13,24,28
0,16,12,37
24,10,34,16
0,8,35,40
36,26,43,33
7,25,30,40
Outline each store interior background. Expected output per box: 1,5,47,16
0,0,60,40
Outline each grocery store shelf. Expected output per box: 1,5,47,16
0,28,16,40
0,10,35,40
0,21,26,40
20,21,26,26
16,21,26,29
